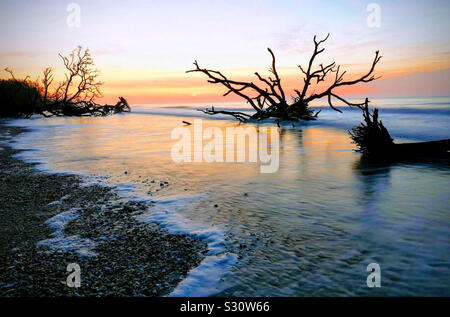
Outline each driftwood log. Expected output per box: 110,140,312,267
350,99,449,159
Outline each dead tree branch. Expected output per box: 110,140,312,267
188,34,382,122
349,98,393,155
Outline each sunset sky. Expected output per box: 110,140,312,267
1,0,449,104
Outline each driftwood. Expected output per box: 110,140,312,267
350,99,449,159
187,34,382,122
39,97,130,117
390,139,450,159
349,98,393,155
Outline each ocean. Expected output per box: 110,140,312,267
4,96,450,296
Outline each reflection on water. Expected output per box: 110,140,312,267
7,112,450,296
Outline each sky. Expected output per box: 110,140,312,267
0,0,449,104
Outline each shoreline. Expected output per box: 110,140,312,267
0,122,208,296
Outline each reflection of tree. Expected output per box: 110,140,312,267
353,158,393,206
354,158,450,206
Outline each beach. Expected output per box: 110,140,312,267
0,123,207,296
0,98,449,296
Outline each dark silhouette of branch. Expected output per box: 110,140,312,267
56,46,103,105
1,47,130,118
300,50,382,110
349,98,393,155
188,34,382,122
41,67,54,107
349,98,450,159
187,47,291,120
199,106,252,122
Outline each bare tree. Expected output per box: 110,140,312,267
187,34,382,122
47,46,128,116
58,46,103,104
1,46,130,118
40,67,54,107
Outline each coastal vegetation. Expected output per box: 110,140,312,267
0,46,130,118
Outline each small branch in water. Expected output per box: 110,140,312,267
198,107,252,122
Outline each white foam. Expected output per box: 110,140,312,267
170,253,237,297
37,208,97,257
135,194,237,297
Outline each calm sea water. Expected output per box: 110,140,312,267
4,96,450,296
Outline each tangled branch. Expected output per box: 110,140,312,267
187,34,382,122
349,98,393,155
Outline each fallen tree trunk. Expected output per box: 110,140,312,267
388,139,450,159
350,99,449,160
40,97,130,117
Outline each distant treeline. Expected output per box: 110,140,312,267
0,46,130,118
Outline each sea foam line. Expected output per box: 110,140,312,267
135,194,237,297
37,208,97,257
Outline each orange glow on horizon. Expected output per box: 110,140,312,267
2,51,449,105
97,64,449,105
